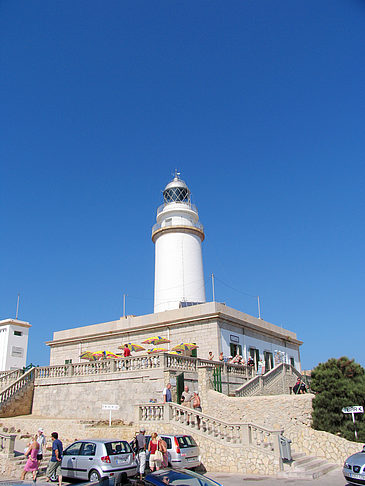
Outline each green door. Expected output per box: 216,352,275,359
176,373,184,404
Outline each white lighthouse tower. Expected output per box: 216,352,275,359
152,173,206,313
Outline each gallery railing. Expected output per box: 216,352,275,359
235,363,302,397
34,354,251,380
0,369,23,392
138,402,283,457
0,368,35,407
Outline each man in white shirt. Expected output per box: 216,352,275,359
37,427,46,466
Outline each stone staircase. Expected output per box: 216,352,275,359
235,363,302,397
280,451,339,479
0,368,35,418
8,450,52,478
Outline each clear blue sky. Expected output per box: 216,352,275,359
1,1,364,370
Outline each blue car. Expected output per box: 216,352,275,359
143,468,223,486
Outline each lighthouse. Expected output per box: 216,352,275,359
152,173,206,313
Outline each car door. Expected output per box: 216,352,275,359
75,441,97,480
61,442,82,479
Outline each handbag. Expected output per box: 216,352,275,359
155,442,163,462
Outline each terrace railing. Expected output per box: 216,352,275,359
138,402,283,458
35,354,163,379
0,369,23,392
34,354,251,380
235,363,302,397
0,368,35,408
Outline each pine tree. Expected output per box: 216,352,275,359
311,357,365,442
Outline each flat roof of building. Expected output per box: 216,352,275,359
0,318,31,329
46,302,302,346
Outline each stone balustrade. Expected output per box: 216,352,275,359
0,368,35,405
235,363,301,397
0,432,17,457
34,353,250,381
0,369,23,392
138,402,283,458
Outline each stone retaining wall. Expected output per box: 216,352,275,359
32,369,165,422
201,390,361,466
0,382,34,418
139,422,281,474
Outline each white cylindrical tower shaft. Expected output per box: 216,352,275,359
152,174,206,313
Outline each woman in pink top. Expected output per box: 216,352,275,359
21,435,40,481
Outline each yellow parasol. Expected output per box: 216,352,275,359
147,347,168,354
142,336,170,345
172,343,199,351
80,351,98,361
119,343,145,352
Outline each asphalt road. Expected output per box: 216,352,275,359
11,467,348,486
208,468,347,486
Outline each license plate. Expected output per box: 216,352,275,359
187,457,197,463
348,473,364,480
116,457,128,464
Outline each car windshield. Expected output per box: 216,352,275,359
105,441,131,455
151,470,219,486
177,436,197,448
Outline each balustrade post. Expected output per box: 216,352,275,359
0,434,17,457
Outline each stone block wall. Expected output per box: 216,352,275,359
139,422,281,474
0,381,34,418
32,369,166,422
200,389,361,466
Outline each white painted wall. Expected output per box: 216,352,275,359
154,202,206,313
220,327,301,371
154,231,206,312
0,321,30,371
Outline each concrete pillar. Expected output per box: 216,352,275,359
197,366,213,408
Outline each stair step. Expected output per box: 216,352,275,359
283,463,339,479
294,457,327,469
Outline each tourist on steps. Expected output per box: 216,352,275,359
21,434,39,482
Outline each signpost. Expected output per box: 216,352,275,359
102,404,120,426
342,406,364,439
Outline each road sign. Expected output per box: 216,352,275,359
102,404,120,410
102,404,120,426
342,406,364,440
342,406,363,414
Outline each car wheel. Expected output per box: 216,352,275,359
89,470,101,481
49,472,59,482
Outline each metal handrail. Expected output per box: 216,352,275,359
156,202,198,215
152,221,204,235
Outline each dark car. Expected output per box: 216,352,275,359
143,468,223,486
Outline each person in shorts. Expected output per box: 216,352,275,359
36,428,46,466
46,432,63,486
135,428,146,480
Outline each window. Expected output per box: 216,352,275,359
290,357,295,368
14,330,22,336
11,346,23,357
65,359,72,364
264,351,274,371
80,442,96,456
249,348,260,369
230,343,242,357
161,437,172,449
105,441,131,455
191,344,198,358
63,442,82,456
177,436,197,448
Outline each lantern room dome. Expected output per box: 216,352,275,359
163,173,191,204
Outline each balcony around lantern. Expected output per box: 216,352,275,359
152,220,204,236
156,202,198,216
